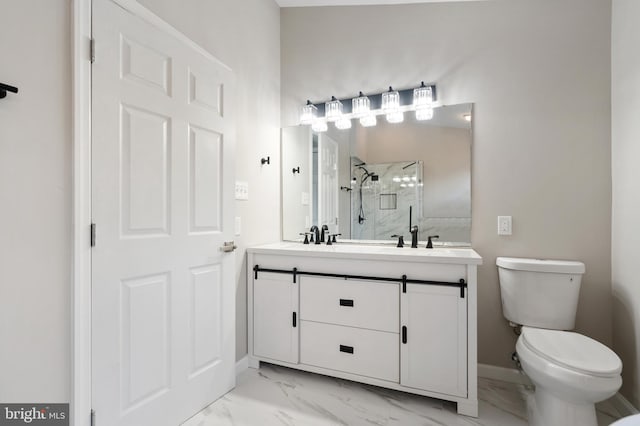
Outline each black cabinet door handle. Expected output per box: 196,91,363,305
339,345,354,354
402,326,407,344
339,298,354,307
293,312,297,327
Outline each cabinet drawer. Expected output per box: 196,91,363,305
300,321,399,382
300,276,399,332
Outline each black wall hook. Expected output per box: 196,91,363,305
261,156,270,165
0,82,19,99
292,167,300,174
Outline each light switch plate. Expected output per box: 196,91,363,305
498,216,512,235
301,192,310,206
235,216,242,236
235,181,249,200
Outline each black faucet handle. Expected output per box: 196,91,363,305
330,233,341,243
299,232,311,245
392,234,404,248
426,235,440,249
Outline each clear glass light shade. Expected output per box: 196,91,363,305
416,107,434,121
335,118,352,130
325,98,343,122
386,111,404,124
381,89,400,113
300,103,318,125
311,120,328,132
359,115,377,127
352,94,370,117
413,85,433,108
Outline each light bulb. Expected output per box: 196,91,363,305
392,176,401,183
311,120,328,132
416,107,434,121
386,111,404,124
463,113,472,122
359,115,377,127
402,176,410,182
335,118,352,130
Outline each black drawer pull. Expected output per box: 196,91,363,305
292,312,297,327
339,298,354,307
402,326,407,344
339,345,354,354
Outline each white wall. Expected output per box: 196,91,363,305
612,0,640,409
282,0,612,369
0,0,280,403
0,0,71,402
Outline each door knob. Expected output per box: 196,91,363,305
220,241,237,252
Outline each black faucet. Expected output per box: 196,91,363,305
320,224,329,243
426,235,439,249
392,235,404,248
299,232,310,244
408,205,418,248
410,225,419,248
309,226,320,244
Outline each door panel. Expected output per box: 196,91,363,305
92,1,235,425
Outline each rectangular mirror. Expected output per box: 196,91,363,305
281,103,472,245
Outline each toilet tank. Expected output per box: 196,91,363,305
496,257,585,330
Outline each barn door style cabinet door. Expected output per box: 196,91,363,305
247,243,481,417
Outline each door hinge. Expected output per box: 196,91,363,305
90,409,95,426
90,223,96,247
90,38,95,63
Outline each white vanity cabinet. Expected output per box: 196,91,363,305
247,243,482,417
252,272,299,364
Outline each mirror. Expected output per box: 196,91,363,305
281,103,472,245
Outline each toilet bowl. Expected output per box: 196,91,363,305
516,326,622,426
496,257,624,426
611,414,640,425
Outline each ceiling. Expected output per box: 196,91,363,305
276,0,485,7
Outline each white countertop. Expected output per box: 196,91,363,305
247,241,482,265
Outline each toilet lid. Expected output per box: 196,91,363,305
521,327,622,377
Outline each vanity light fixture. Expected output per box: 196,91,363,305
300,82,437,130
325,96,343,122
352,92,371,117
300,100,317,125
381,87,400,113
413,82,434,121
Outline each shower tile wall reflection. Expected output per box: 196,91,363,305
351,159,471,243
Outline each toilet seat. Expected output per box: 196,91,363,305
521,327,622,377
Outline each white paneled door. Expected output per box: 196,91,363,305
91,1,235,425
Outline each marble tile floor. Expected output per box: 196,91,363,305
183,363,624,426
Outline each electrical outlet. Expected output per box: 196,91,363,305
498,216,512,235
235,181,249,200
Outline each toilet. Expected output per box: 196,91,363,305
496,257,622,426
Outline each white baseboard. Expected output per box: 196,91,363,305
478,363,532,386
235,355,249,377
610,392,639,417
